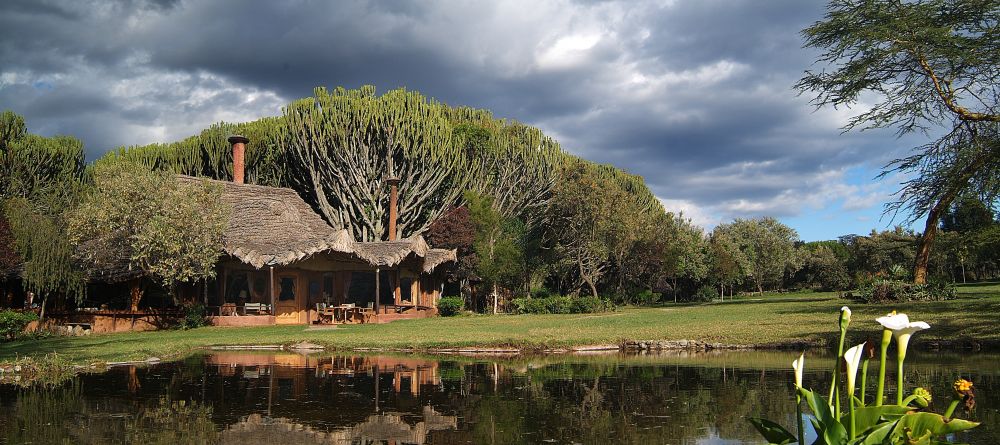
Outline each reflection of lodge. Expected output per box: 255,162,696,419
219,407,457,445
207,353,456,444
207,353,441,397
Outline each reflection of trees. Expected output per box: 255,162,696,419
1,380,217,444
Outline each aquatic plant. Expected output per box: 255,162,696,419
749,307,979,444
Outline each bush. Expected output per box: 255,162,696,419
693,285,719,302
0,310,38,341
437,296,464,316
179,304,207,330
511,295,611,314
854,278,956,304
635,290,661,306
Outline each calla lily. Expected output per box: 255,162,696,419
792,353,805,389
876,312,930,404
840,306,852,330
844,341,866,438
844,342,866,398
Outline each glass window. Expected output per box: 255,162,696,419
278,277,296,301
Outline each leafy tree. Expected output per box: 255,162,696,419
799,0,1000,283
661,217,709,302
708,232,744,299
0,214,18,277
798,245,852,291
68,161,229,305
467,191,525,314
941,195,996,232
713,217,799,294
426,205,478,304
547,162,618,298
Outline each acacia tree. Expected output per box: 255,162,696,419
799,0,1000,283
713,217,799,294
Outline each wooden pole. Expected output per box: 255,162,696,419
269,266,275,314
375,267,381,315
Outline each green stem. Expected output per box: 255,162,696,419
834,385,840,418
849,394,856,439
896,358,905,405
943,399,960,419
860,358,869,405
829,329,846,405
875,329,891,406
901,394,918,407
796,392,805,445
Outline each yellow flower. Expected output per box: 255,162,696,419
954,379,974,395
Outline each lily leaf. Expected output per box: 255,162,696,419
850,419,898,445
801,388,848,445
749,417,797,445
840,405,910,435
897,412,980,436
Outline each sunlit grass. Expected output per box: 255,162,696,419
2,283,997,365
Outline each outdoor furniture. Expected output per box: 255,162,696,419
221,303,237,316
244,303,269,315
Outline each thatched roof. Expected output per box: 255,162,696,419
179,176,455,272
178,175,354,268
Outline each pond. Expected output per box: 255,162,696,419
0,350,995,444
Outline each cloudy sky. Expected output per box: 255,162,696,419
0,0,924,240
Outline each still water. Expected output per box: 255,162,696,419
0,350,995,444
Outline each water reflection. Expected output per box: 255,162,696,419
0,350,995,444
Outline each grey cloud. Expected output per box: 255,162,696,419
0,0,912,231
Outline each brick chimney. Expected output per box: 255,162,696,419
227,134,249,184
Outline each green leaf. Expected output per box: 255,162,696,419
896,411,980,436
841,405,910,436
851,419,898,445
749,417,797,445
801,388,848,445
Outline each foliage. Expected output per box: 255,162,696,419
799,245,852,291
3,198,86,303
798,0,1000,283
510,295,610,314
0,214,19,276
0,310,38,341
437,296,464,316
855,278,956,304
712,217,799,293
68,161,229,291
467,191,526,311
179,304,208,330
426,205,477,280
692,285,719,302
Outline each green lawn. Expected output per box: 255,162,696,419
2,286,998,366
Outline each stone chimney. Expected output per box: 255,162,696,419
227,134,249,184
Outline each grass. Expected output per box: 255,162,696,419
2,283,999,366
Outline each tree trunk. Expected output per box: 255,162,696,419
960,260,967,284
914,200,949,285
492,283,498,315
578,254,598,298
38,293,47,321
130,279,144,312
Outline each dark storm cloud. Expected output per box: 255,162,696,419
0,0,908,226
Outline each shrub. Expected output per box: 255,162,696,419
179,304,208,330
511,295,611,314
531,287,552,299
854,278,956,304
693,285,719,302
635,290,661,306
0,310,38,341
437,296,464,316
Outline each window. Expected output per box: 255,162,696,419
278,277,296,301
400,277,413,303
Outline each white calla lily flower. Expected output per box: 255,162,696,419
792,353,805,389
843,342,866,397
875,312,930,353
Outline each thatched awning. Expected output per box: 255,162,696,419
352,235,456,273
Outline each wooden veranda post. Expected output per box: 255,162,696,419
375,267,381,315
269,266,275,313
